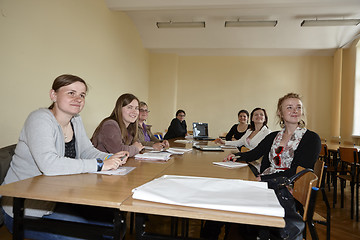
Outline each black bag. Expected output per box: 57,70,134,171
260,169,314,240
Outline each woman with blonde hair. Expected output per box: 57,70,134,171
202,93,322,240
92,93,144,157
226,92,321,180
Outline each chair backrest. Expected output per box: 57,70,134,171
153,132,163,140
293,167,318,221
240,146,250,152
0,144,16,184
313,159,325,188
319,143,328,159
338,147,358,165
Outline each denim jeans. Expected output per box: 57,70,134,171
2,203,124,240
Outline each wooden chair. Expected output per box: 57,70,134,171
0,144,16,226
313,159,331,240
319,143,333,191
240,146,250,152
153,132,163,140
293,167,319,240
336,147,358,220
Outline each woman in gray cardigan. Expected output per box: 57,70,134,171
1,74,129,240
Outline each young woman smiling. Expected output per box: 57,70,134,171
225,109,250,141
137,101,169,150
1,74,129,239
92,93,144,157
226,93,321,181
215,107,271,150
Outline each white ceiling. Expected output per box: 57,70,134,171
106,0,360,56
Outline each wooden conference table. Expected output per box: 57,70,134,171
0,139,284,239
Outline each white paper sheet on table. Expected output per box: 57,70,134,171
167,147,192,153
134,152,172,161
220,145,238,149
93,166,136,175
132,175,284,217
212,161,248,168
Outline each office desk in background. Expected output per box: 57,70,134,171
0,139,284,240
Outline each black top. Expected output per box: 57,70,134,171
225,124,249,141
235,130,321,180
65,123,76,158
164,118,187,140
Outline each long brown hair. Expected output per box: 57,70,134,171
92,93,139,145
49,74,88,109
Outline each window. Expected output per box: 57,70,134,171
353,41,360,136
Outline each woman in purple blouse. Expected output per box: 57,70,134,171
137,102,169,150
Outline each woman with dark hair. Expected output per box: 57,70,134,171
1,74,129,239
163,109,187,140
215,108,271,151
92,93,144,157
225,109,249,141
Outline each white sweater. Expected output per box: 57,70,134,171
225,126,271,150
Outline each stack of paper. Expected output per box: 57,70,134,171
174,139,197,144
132,175,284,217
134,152,172,161
167,147,192,154
212,161,248,168
220,145,238,149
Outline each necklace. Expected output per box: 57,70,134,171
62,123,70,140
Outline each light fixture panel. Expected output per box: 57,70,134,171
225,20,278,27
156,21,205,29
301,19,360,27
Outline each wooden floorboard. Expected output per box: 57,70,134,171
1,181,360,239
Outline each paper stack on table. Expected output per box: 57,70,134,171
135,152,172,161
132,175,284,217
166,147,192,154
212,161,248,168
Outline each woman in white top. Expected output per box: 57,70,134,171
215,107,271,150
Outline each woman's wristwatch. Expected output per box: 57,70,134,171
97,158,104,171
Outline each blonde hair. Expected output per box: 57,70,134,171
276,93,305,127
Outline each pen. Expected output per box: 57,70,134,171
223,155,241,162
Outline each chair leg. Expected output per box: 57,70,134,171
333,172,337,208
340,180,345,208
351,182,354,220
130,212,134,234
357,176,359,222
326,171,331,192
356,167,359,222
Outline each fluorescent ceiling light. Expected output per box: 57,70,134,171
156,21,205,29
225,20,278,27
301,19,360,27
